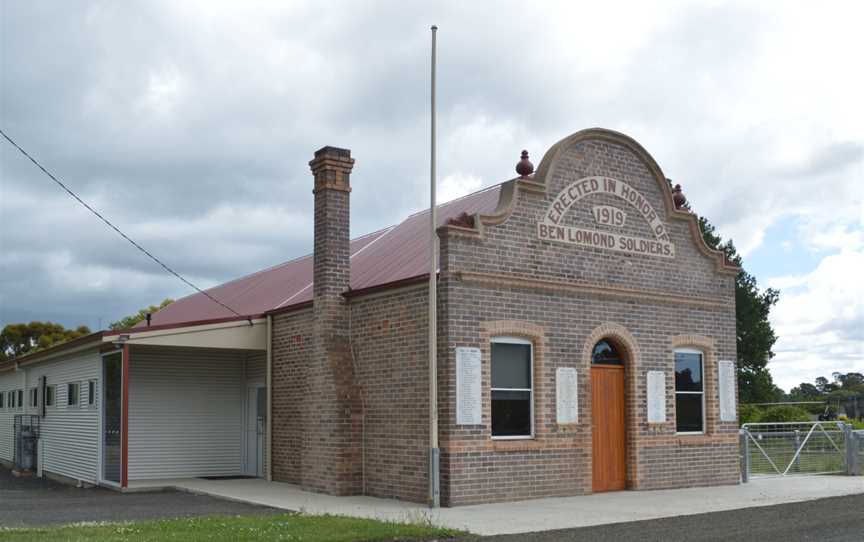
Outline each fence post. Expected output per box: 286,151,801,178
843,423,854,475
740,428,750,483
793,429,801,473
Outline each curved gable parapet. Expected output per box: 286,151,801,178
474,128,739,275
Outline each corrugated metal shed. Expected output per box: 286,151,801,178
145,184,502,328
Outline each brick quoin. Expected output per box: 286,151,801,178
270,128,740,506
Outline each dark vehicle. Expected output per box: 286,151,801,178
818,404,838,421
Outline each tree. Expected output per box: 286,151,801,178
834,372,864,390
109,299,173,330
815,376,838,394
697,216,781,404
789,382,820,400
0,321,92,363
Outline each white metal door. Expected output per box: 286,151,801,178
245,386,265,477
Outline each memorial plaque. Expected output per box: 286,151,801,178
719,360,736,422
456,347,482,425
556,367,578,424
647,371,666,423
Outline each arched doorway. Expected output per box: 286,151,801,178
591,339,626,492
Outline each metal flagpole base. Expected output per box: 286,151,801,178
430,446,440,507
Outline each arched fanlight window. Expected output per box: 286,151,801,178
592,339,623,365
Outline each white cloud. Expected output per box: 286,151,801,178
438,173,482,203
767,250,864,391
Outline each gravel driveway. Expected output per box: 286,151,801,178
0,467,282,528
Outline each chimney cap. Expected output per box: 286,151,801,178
313,146,352,159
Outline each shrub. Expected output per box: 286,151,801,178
739,404,811,425
739,404,761,425
755,405,811,423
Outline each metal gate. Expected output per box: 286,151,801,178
740,421,858,481
13,415,41,471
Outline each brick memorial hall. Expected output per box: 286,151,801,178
1,128,740,506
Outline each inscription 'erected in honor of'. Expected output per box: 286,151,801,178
538,176,676,258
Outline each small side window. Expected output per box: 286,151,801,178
0,391,5,409
67,382,80,407
17,389,23,409
87,381,96,406
46,386,56,407
30,388,37,408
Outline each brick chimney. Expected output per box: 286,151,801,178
311,146,353,318
306,146,361,495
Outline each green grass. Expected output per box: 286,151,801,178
0,513,471,542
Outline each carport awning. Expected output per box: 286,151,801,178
103,318,267,350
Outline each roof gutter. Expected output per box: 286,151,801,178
342,274,430,300
103,314,265,337
4,331,105,370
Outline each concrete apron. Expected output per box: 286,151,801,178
141,476,864,536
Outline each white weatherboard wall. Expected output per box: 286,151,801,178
127,346,265,480
0,349,102,484
0,369,26,464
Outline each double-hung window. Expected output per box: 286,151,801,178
29,388,38,408
491,337,533,438
675,349,705,433
87,381,96,406
67,382,80,407
0,391,5,409
46,385,56,407
16,389,23,409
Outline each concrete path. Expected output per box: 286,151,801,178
151,475,864,535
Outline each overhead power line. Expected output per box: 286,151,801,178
0,128,247,322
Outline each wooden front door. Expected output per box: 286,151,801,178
591,365,626,492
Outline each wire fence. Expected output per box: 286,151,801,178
740,422,854,480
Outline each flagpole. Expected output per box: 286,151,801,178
428,24,440,509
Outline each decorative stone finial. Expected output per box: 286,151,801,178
516,150,534,177
445,211,475,229
672,184,687,210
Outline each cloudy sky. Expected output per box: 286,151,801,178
1,1,861,391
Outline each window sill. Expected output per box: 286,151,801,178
491,438,548,452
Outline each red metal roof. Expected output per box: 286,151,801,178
144,184,502,328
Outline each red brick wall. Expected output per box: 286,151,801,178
436,129,739,505
348,286,430,502
272,286,431,502
271,130,740,506
270,308,313,484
